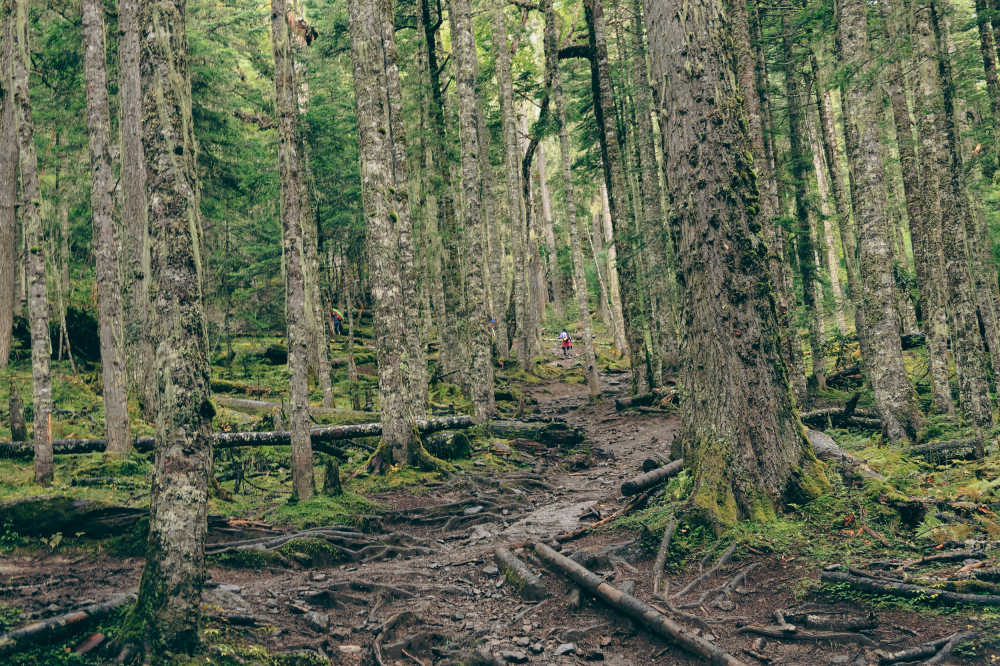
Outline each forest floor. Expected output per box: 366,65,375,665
1,347,999,664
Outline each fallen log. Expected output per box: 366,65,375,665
735,624,874,645
487,419,585,447
621,459,684,496
556,492,651,543
820,568,1000,606
806,429,884,482
0,497,146,537
800,406,881,428
909,438,984,462
900,332,926,350
615,393,656,410
873,630,979,664
532,542,747,666
0,416,477,459
494,546,547,600
0,593,135,656
826,364,862,387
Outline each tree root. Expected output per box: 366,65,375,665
735,624,875,645
672,542,737,600
555,491,651,543
873,630,979,664
821,567,1000,606
652,517,677,597
0,593,136,656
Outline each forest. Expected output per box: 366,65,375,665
2,0,1000,662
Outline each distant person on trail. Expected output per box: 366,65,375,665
558,329,573,358
331,308,344,335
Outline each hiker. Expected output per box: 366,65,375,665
331,308,344,335
558,329,573,358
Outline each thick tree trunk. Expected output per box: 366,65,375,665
272,0,315,501
914,1,994,429
0,11,14,369
11,0,53,485
545,0,599,400
119,0,155,419
82,0,131,456
476,92,509,356
349,0,420,469
975,0,1000,131
131,0,213,651
449,0,496,422
648,0,826,523
600,182,629,357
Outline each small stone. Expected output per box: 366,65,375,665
303,611,329,632
464,505,485,515
338,645,363,654
599,636,612,648
501,650,529,663
582,649,604,661
618,580,635,596
530,642,544,654
330,626,350,640
830,657,851,665
452,612,465,621
715,598,735,611
483,565,500,576
217,584,242,594
555,643,576,656
515,636,530,647
495,576,505,589
566,588,581,609
310,572,327,582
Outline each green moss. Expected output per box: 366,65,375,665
267,492,378,529
788,447,832,504
209,548,285,569
687,438,740,527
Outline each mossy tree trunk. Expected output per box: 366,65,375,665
913,0,995,429
545,0,600,400
348,0,420,469
119,0,155,420
82,0,131,456
0,8,15,370
10,0,53,486
448,0,496,423
647,0,826,525
272,0,315,501
131,0,213,651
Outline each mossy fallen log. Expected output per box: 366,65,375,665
821,567,1000,606
424,431,472,460
494,546,547,600
806,429,884,482
909,438,984,462
487,419,585,448
0,497,146,537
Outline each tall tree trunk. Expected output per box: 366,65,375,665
10,0,53,485
914,1,995,428
806,108,848,334
586,0,642,390
272,0,315,500
738,0,807,403
448,0,496,422
783,24,825,391
974,0,1000,163
379,0,428,415
493,6,533,367
545,0,599,399
836,0,922,443
130,0,213,650
600,182,629,356
419,0,464,376
0,9,14,369
119,0,155,419
589,207,612,329
349,0,422,470
647,0,826,524
476,91,509,356
82,0,131,455
536,145,562,316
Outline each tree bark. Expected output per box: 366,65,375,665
913,1,995,429
119,0,155,419
545,0,600,400
836,0,921,444
130,0,213,651
648,0,826,523
536,144,562,316
82,0,131,456
349,0,420,469
0,8,14,369
272,0,315,501
600,182,629,357
448,0,496,422
10,0,53,485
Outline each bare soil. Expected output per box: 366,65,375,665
0,359,991,664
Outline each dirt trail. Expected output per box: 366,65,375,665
0,363,981,664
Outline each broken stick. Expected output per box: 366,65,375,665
621,459,684,496
0,593,136,655
494,546,547,601
532,542,747,666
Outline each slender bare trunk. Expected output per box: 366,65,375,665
0,10,15,369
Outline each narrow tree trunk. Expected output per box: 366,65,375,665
600,182,629,357
449,0,496,422
0,10,15,369
272,0,315,500
545,0,599,399
476,92,509,356
348,0,420,469
589,207,612,329
119,0,155,419
836,0,922,443
536,144,562,316
647,0,826,524
807,109,847,334
783,25,825,391
914,1,994,429
974,0,1000,139
82,0,131,455
10,0,53,485
130,0,213,650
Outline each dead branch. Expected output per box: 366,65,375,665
494,546,547,600
621,459,684,496
873,630,979,664
533,542,747,666
672,542,738,600
555,491,651,543
806,429,885,482
821,568,1000,606
735,624,875,645
0,593,135,656
652,517,677,596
